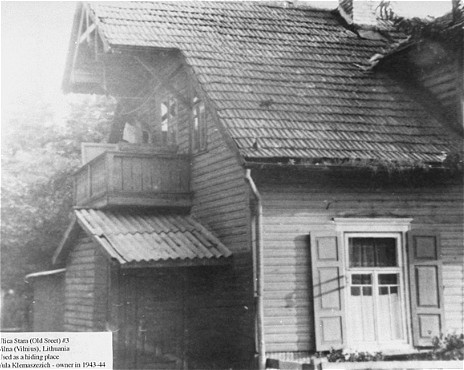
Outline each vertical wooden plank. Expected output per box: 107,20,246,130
132,156,143,192
106,152,114,193
122,156,133,191
182,270,188,369
112,155,123,191
142,157,152,191
182,157,190,193
125,275,137,369
151,156,161,192
159,157,169,192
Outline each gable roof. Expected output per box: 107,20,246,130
54,209,232,268
83,1,461,165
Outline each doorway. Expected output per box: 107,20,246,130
120,270,185,369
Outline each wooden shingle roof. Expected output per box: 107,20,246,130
89,1,461,165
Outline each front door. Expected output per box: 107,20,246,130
120,271,184,369
345,234,408,349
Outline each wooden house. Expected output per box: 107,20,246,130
32,1,463,369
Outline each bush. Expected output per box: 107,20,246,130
327,348,383,362
431,333,464,361
327,333,464,363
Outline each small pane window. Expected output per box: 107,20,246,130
352,274,372,285
379,273,398,285
161,101,169,145
379,286,389,295
362,286,372,296
160,96,177,146
192,96,207,152
349,237,397,267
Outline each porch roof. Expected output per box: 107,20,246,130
69,209,232,268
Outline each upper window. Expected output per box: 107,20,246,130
192,96,207,152
160,96,177,145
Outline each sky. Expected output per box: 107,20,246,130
0,1,454,117
2,2,76,112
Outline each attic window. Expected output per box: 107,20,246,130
160,96,177,145
192,96,207,152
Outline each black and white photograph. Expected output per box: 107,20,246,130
1,1,463,369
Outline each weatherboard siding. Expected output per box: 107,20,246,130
187,105,254,367
151,56,255,366
255,170,463,353
64,232,109,331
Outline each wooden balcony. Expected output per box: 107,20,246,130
74,149,191,208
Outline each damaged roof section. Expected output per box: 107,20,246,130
69,2,461,166
55,209,232,268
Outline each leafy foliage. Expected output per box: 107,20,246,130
326,334,464,363
1,94,115,294
327,348,384,362
431,333,464,360
378,0,463,41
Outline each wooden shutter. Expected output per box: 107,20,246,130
310,232,346,351
408,230,445,346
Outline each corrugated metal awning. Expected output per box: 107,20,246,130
74,209,232,268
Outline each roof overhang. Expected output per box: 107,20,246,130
62,2,109,94
53,209,233,268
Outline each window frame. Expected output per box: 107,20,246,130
160,95,178,146
334,218,413,351
344,232,408,348
192,96,207,153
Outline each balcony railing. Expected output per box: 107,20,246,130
74,149,191,208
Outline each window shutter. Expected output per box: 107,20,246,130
310,232,346,351
407,230,445,346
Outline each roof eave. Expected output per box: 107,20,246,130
52,214,81,266
62,2,85,94
62,2,112,94
119,256,233,269
243,159,450,171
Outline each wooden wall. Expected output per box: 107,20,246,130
187,78,255,369
31,274,65,332
133,54,256,368
254,169,463,354
64,231,110,331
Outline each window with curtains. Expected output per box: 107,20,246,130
345,233,407,347
349,237,397,267
311,219,444,351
